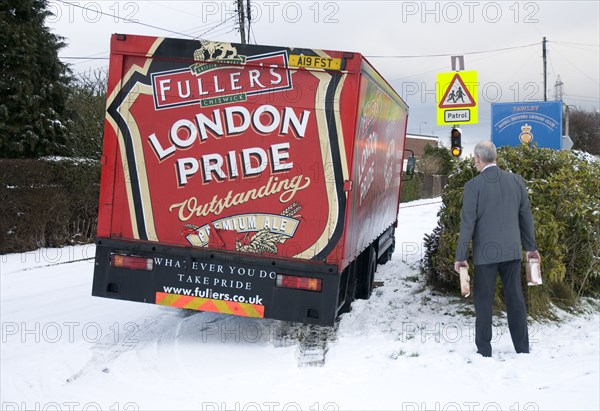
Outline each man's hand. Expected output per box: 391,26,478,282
526,250,541,261
454,260,468,273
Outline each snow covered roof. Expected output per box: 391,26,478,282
406,133,439,141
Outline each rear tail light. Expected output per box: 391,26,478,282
110,254,153,271
276,274,322,292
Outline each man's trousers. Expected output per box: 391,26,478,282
473,259,529,357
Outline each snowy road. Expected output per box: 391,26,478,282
1,199,599,411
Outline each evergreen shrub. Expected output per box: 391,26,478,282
423,145,600,317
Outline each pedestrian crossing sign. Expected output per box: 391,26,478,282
437,71,478,125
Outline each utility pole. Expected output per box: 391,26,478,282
246,0,252,43
543,37,547,101
237,0,246,44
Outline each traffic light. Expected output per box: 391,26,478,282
450,128,462,157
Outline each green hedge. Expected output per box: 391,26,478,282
423,145,600,317
400,172,423,203
0,158,100,253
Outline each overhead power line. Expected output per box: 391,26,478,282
59,40,541,63
181,17,236,38
54,0,238,44
61,56,108,60
551,45,599,85
53,0,197,39
366,42,539,58
194,14,238,39
552,41,600,48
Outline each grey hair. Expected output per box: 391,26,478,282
474,140,497,163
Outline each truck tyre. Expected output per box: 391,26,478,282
339,262,357,314
356,245,376,299
377,237,395,265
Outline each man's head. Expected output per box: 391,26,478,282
474,140,497,172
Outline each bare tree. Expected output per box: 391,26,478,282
68,68,108,159
569,108,600,155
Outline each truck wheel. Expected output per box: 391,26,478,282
377,237,395,265
339,262,357,314
356,245,376,299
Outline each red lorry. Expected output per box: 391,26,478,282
92,34,412,326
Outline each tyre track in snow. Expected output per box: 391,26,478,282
65,312,175,384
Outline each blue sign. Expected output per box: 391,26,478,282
491,101,563,149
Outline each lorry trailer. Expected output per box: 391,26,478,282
92,34,412,326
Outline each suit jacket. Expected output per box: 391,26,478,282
456,165,537,265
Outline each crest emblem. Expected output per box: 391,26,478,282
519,123,533,145
193,40,246,64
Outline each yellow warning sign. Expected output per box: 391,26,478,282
437,71,478,125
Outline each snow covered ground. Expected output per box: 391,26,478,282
1,199,599,411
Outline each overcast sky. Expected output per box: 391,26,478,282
47,0,600,151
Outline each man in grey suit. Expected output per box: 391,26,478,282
454,140,540,357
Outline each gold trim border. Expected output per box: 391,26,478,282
105,37,164,240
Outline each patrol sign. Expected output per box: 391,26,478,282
437,71,478,125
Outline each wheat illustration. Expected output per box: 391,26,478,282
181,204,302,254
281,202,302,218
181,223,199,236
236,202,302,254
